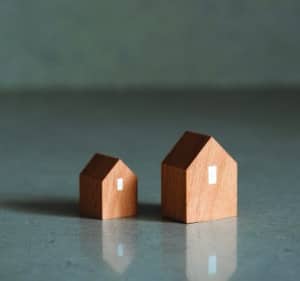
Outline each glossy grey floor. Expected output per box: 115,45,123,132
0,89,299,280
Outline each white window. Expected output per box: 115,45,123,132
117,178,124,191
208,165,217,185
208,255,217,274
117,243,124,257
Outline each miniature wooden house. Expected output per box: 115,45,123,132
162,131,237,223
80,153,137,220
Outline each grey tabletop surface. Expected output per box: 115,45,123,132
0,89,299,281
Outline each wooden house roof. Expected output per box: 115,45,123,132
162,131,212,169
81,153,119,180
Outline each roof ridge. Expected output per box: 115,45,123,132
162,131,211,169
80,153,120,180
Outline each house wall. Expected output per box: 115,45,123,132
161,164,186,222
102,161,137,219
80,174,102,218
186,139,237,223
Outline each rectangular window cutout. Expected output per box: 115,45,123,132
117,178,124,191
117,243,124,257
208,255,217,274
208,165,217,185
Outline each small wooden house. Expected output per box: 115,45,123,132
80,153,137,220
162,131,238,223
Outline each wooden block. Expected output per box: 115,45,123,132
80,153,137,220
162,131,238,223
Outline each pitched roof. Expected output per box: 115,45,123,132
162,131,211,169
81,153,119,180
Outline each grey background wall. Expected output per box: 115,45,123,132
1,1,300,89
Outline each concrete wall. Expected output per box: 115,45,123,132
1,1,300,88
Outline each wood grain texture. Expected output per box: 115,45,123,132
163,131,210,169
102,160,137,220
161,131,238,224
81,153,118,180
80,174,102,218
161,164,186,222
80,154,137,220
186,137,237,223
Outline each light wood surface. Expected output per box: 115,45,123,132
102,160,137,220
186,137,237,223
162,131,237,223
80,154,137,220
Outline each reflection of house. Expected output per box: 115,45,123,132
102,220,138,274
186,220,237,281
162,131,238,223
161,219,237,281
79,220,138,276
